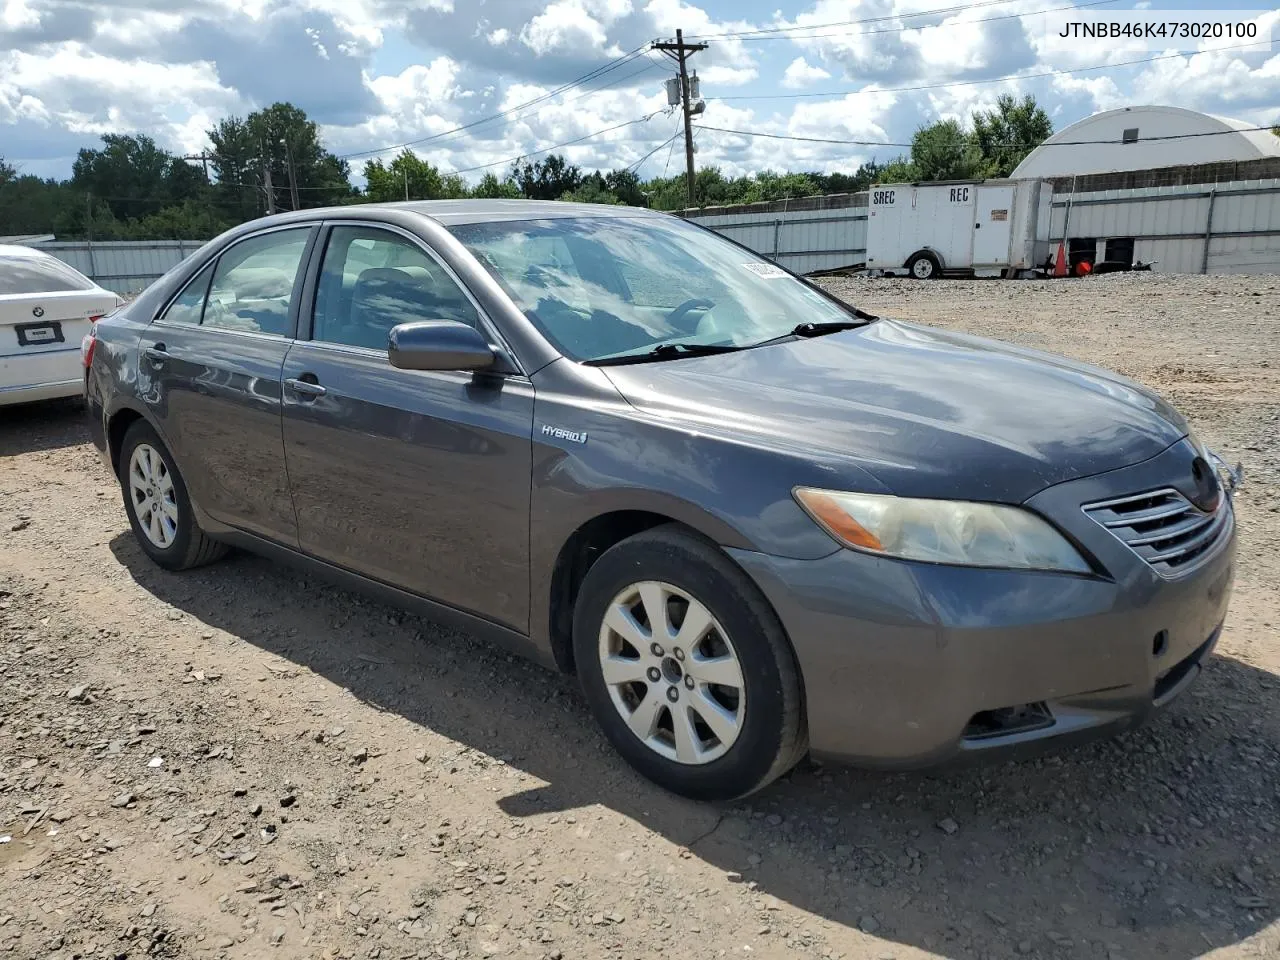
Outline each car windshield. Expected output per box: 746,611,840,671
0,254,96,295
448,216,860,362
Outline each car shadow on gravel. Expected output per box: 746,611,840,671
109,535,1280,960
0,399,90,456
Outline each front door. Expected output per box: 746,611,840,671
139,226,315,545
280,223,534,632
972,185,1016,266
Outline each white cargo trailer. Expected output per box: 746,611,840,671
866,179,1053,278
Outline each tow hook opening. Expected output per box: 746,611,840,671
962,702,1054,741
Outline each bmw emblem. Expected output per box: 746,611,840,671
32,305,44,318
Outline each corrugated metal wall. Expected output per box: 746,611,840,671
32,240,201,294
685,178,1280,276
1049,179,1280,275
684,197,869,274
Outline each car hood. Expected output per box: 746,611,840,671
601,319,1187,503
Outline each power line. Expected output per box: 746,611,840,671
627,123,684,175
710,40,1275,101
686,0,1050,40
338,44,654,161
715,0,1122,42
695,121,1280,150
445,113,664,176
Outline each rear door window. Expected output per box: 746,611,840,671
0,255,96,295
203,229,311,337
159,262,216,325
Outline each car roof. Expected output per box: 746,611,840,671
0,243,62,260
378,199,662,226
243,199,666,231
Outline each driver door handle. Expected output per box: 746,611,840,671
285,377,327,398
144,344,169,363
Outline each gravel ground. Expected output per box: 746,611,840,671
1,273,1278,960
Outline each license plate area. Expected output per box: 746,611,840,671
14,321,65,347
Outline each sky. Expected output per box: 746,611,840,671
1,0,1278,184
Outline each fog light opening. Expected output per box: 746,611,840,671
1152,630,1169,658
962,702,1054,740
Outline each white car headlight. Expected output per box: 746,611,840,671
793,488,1091,573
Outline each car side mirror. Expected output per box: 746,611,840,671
388,320,497,372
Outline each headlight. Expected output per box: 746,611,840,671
793,488,1091,572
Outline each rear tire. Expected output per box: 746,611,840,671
573,525,807,801
118,420,227,571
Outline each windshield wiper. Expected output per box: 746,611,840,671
746,317,874,351
584,342,745,367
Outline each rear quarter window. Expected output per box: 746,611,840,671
0,255,96,295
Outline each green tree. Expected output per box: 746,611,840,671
874,157,918,183
971,94,1053,177
603,169,645,206
0,157,15,187
0,174,70,235
908,119,984,181
511,154,582,200
207,117,260,222
471,171,520,198
209,102,355,214
364,150,443,202
559,173,622,204
440,173,468,199
70,134,209,222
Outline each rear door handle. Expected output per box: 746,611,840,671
285,377,327,398
144,344,169,363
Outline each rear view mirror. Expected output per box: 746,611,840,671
388,321,496,372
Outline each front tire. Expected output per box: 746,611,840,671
118,420,227,571
573,526,807,801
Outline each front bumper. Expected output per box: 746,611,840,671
729,440,1237,767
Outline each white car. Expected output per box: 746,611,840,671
1,244,123,406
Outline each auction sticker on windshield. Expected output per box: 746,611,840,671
742,262,788,279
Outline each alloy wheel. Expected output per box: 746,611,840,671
128,443,179,549
597,580,746,765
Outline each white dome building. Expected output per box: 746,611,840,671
1010,105,1280,179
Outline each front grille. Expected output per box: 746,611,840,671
1083,487,1231,577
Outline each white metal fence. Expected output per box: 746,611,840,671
30,240,201,295
683,195,869,275
684,178,1280,276
1050,179,1280,275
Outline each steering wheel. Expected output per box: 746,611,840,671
666,298,716,334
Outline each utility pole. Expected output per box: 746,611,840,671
654,29,707,207
261,144,276,215
404,166,410,202
282,138,300,211
183,152,211,179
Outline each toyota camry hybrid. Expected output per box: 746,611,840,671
85,200,1240,800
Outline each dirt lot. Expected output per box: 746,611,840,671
2,273,1277,960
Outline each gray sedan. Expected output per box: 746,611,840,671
85,200,1239,800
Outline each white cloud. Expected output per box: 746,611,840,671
781,56,831,89
700,65,757,86
487,28,510,46
519,0,633,56
0,42,241,139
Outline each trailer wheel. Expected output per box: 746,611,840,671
906,252,940,280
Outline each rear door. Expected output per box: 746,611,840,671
139,225,316,546
972,185,1016,267
280,222,534,631
0,253,118,398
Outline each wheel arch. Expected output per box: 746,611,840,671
105,402,151,476
904,247,944,270
544,507,763,675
